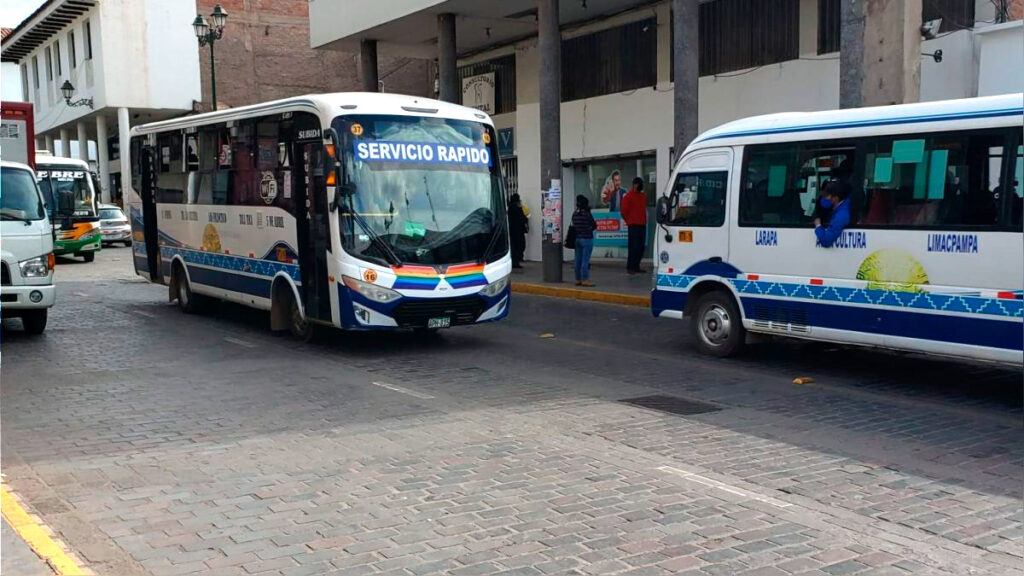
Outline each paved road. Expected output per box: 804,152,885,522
2,248,1021,576
1,518,54,575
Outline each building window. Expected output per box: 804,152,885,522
818,0,841,54
458,54,516,114
923,0,976,32
561,18,657,102
84,20,93,60
31,56,39,89
54,40,62,76
68,30,77,68
45,47,53,81
20,64,29,101
700,0,799,75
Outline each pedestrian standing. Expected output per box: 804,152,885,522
621,177,648,274
571,195,597,287
507,193,528,268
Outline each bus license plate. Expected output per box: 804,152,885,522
427,317,451,329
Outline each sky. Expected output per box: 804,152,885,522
2,0,46,28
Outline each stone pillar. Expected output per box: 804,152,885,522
76,120,89,161
841,0,922,108
672,0,699,158
44,134,53,154
437,13,458,103
538,0,562,283
118,107,131,203
59,128,71,158
96,114,110,203
360,39,379,92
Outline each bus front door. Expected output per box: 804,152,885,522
139,146,162,282
293,142,332,323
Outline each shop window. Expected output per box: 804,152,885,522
458,54,516,114
699,0,799,75
862,131,1007,228
562,18,656,102
740,141,856,227
572,154,656,213
668,171,728,227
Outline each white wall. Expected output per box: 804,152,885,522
920,31,978,102
1,62,22,100
976,21,1024,97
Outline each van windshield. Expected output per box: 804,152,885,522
1,168,47,221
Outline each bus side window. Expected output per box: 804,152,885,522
741,142,854,227
155,133,186,204
1010,144,1022,227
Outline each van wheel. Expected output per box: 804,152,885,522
690,290,745,357
174,264,203,314
82,252,95,263
21,309,47,335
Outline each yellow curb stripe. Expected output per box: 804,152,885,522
1,485,87,575
512,281,650,308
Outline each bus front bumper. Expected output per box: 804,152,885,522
338,286,510,330
55,234,102,255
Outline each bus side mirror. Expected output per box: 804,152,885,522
655,196,672,225
57,190,76,218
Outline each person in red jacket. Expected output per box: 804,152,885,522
621,177,648,274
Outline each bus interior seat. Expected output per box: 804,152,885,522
862,189,893,225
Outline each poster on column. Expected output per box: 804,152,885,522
542,187,562,243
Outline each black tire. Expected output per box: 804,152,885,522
125,240,133,247
21,309,47,335
82,251,95,263
287,291,316,342
690,290,745,357
175,264,203,314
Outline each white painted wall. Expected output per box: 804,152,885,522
1,62,22,100
976,21,1024,96
309,0,444,49
920,31,978,102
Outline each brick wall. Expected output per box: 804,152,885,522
194,0,432,110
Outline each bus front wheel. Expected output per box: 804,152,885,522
690,291,745,357
82,252,95,263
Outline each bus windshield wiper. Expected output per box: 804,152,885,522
340,204,404,267
0,211,35,226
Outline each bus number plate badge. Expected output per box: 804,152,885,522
427,317,451,329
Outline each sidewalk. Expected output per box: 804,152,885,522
510,260,652,307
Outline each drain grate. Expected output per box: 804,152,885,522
619,394,721,416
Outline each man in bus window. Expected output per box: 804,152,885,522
814,180,852,247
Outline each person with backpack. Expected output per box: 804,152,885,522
571,195,597,287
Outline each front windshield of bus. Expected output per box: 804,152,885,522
1,168,47,221
334,114,507,267
37,167,98,219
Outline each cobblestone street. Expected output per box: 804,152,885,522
2,249,1021,576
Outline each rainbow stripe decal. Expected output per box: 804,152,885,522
391,263,488,290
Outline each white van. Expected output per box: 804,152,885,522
1,160,57,334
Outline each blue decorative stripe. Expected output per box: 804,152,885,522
651,289,688,318
656,274,1024,319
161,246,301,283
697,107,1024,143
740,296,1023,351
187,265,273,298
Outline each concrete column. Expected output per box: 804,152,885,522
360,39,379,92
44,134,53,154
437,13,458,103
96,114,110,203
672,0,699,158
76,120,89,161
59,128,71,158
538,0,562,283
118,107,131,203
841,0,922,108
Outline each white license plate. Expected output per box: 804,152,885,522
427,317,451,329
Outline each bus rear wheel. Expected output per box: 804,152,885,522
690,290,745,357
174,264,204,314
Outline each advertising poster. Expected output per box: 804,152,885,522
542,187,562,243
593,211,628,247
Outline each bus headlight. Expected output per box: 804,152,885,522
19,255,50,278
342,275,402,303
479,275,509,297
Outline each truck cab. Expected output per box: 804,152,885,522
1,160,58,334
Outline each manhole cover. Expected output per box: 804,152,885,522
619,394,721,416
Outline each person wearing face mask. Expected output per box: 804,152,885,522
814,180,852,247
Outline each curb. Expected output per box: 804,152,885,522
512,281,650,308
1,485,92,575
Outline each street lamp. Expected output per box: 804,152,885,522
60,80,93,109
193,4,228,111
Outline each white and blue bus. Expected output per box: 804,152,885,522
652,94,1023,365
127,93,511,338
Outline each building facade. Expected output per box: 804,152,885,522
310,0,1024,264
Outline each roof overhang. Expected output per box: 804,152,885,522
2,0,96,63
310,0,660,59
